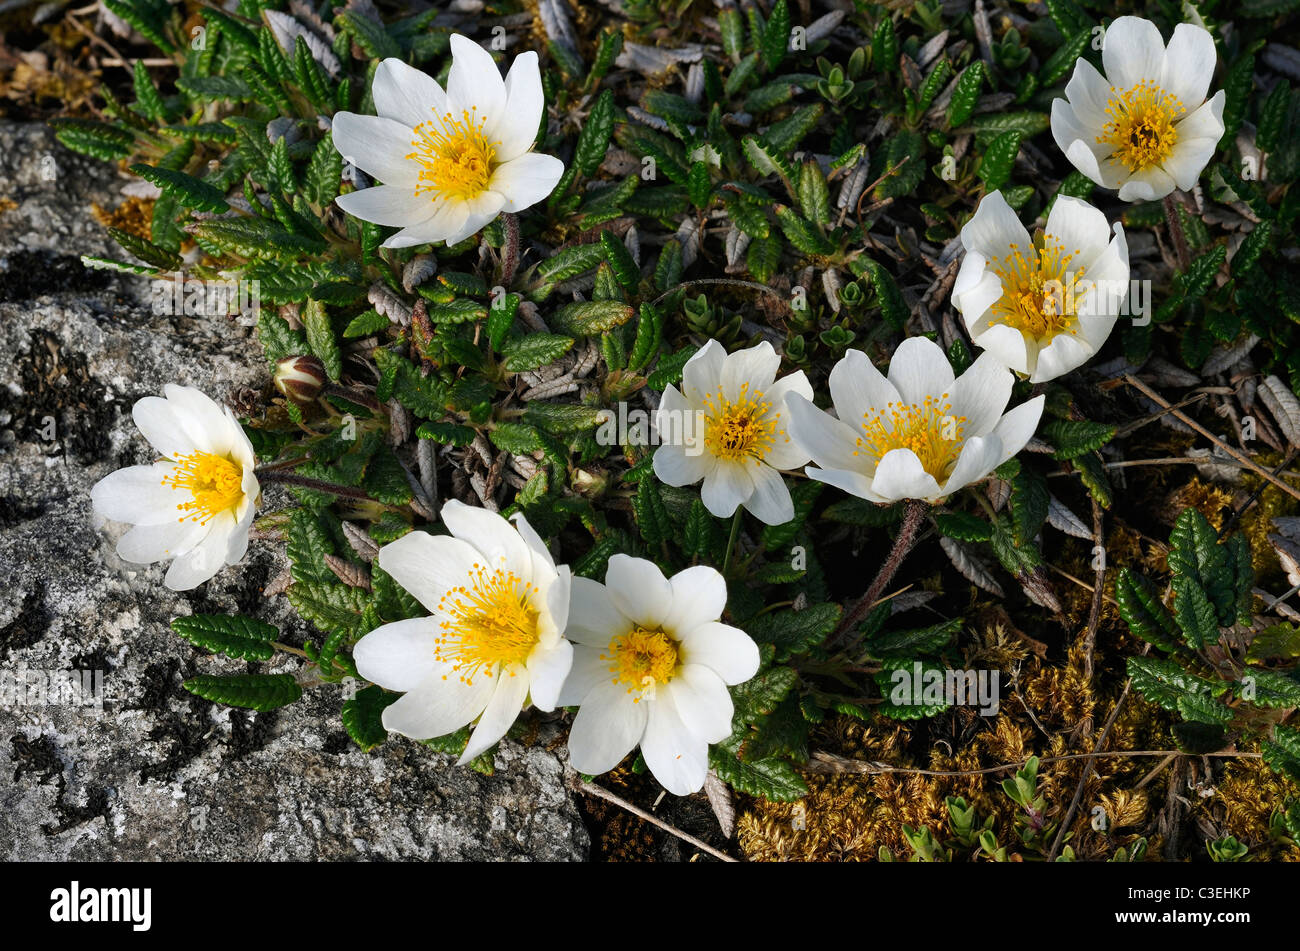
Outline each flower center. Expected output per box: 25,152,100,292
435,564,540,685
855,396,967,483
408,108,498,203
1097,80,1182,173
989,237,1085,339
702,383,777,462
604,627,679,699
162,451,244,524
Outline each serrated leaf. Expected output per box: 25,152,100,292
183,673,301,711
170,614,278,661
341,685,398,751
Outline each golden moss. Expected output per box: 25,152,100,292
92,196,156,240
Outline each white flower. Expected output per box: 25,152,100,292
560,555,759,795
353,500,573,763
331,36,564,248
652,339,813,525
785,338,1045,503
1051,16,1225,201
952,190,1130,383
90,385,260,591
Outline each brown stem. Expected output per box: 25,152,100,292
257,469,372,500
501,212,520,285
1163,192,1190,271
321,382,383,412
833,498,929,641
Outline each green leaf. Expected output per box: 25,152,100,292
745,604,840,661
287,509,336,587
1115,569,1183,653
797,160,831,226
1042,420,1116,459
1040,29,1091,87
1127,656,1225,713
850,257,908,329
335,8,400,59
342,686,398,751
576,89,615,178
760,0,790,70
183,673,302,712
177,75,253,102
170,614,278,661
710,742,808,801
551,301,636,335
730,666,798,724
947,62,985,127
978,131,1023,190
774,204,833,255
1261,726,1300,783
934,511,992,542
302,299,342,381
287,582,371,639
500,333,575,372
628,303,663,372
107,227,182,271
633,474,672,547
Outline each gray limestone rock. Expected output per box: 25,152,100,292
0,120,590,861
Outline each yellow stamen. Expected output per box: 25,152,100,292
435,563,540,685
407,107,498,203
702,382,778,463
1097,80,1182,173
990,237,1085,339
855,395,966,483
603,627,679,701
161,451,244,524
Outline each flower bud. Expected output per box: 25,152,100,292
274,355,327,404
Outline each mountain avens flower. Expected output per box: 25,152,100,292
331,36,564,248
1051,16,1225,201
653,339,813,525
353,500,573,763
561,556,759,795
953,190,1130,382
90,385,260,591
785,338,1044,503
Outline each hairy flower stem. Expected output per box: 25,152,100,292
501,212,520,284
256,469,373,500
1162,193,1191,271
833,499,929,641
721,509,743,577
321,382,383,412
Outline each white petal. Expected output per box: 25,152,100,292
1103,16,1167,90
526,638,573,712
162,385,232,452
641,691,710,795
493,51,545,162
887,336,954,406
1044,196,1112,268
960,190,1031,258
510,510,558,585
335,184,429,228
785,393,862,472
743,462,794,525
353,617,440,692
990,396,1046,465
116,518,206,565
1030,333,1095,383
653,443,714,487
1175,91,1225,141
372,57,447,129
1116,164,1176,201
557,645,613,706
666,665,734,744
871,449,943,501
566,576,629,647
131,396,198,460
91,463,183,526
954,267,1005,328
382,671,494,740
382,199,470,248
678,621,760,684
330,112,420,188
459,663,529,763
441,190,507,244
224,501,255,565
700,459,753,518
376,530,483,614
806,465,884,502
446,34,507,126
939,434,1002,496
543,564,571,641
971,322,1033,376
948,351,1013,438
681,338,726,403
828,349,900,425
1160,23,1218,112
606,554,671,628
1064,58,1116,127
721,340,780,400
661,565,728,636
163,521,230,590
440,499,532,577
491,152,564,212
567,679,647,775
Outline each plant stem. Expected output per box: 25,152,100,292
257,469,373,500
322,382,383,412
1163,192,1191,271
722,509,743,577
833,499,929,640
